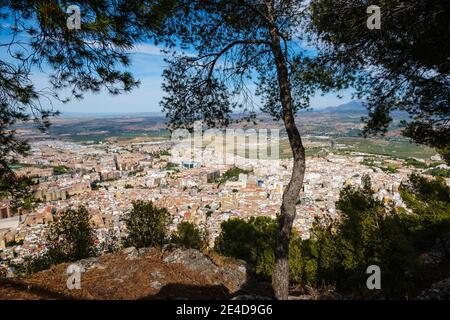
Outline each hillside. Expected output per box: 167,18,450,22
0,247,272,300
1,246,449,300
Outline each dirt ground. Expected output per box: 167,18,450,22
0,248,273,300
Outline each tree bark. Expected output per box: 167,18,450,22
269,22,307,301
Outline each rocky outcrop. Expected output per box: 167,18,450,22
416,278,450,300
0,247,254,300
422,234,450,265
163,248,251,294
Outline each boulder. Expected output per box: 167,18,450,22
73,257,105,271
122,247,139,260
163,248,250,294
163,249,217,272
417,278,450,300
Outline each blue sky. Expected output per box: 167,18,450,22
49,44,353,114
51,46,171,114
1,36,353,114
0,5,354,115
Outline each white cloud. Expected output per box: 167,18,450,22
131,43,166,56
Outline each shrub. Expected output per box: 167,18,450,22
218,167,252,184
10,207,97,276
122,201,171,248
405,158,428,169
304,175,424,298
46,206,97,262
171,222,205,250
214,216,302,282
426,168,450,178
399,174,450,251
215,174,450,299
53,165,70,175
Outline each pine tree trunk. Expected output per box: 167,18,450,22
269,23,307,301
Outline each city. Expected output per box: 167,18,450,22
1,127,445,272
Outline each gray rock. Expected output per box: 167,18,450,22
417,278,450,300
163,249,218,273
163,249,250,294
73,257,105,271
151,270,164,279
218,263,249,293
149,280,163,290
122,247,139,260
138,247,151,256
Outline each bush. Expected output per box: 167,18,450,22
171,222,205,250
10,207,97,276
46,206,97,262
218,167,252,184
302,175,427,299
53,165,70,175
214,216,302,282
426,168,450,178
405,158,428,169
122,201,171,248
214,174,450,299
399,174,450,251
6,239,24,247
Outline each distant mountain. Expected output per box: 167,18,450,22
320,101,367,114
319,101,410,120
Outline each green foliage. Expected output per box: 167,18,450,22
11,207,97,276
399,174,450,251
160,1,347,128
46,207,97,262
122,201,171,249
426,168,450,178
159,150,171,156
215,217,302,282
53,165,70,175
437,147,450,166
300,174,450,299
405,158,428,169
171,222,205,250
361,158,398,173
308,179,420,298
310,0,450,152
218,167,252,184
5,239,24,247
0,175,37,209
215,174,450,298
10,254,57,276
90,180,101,190
165,162,179,170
